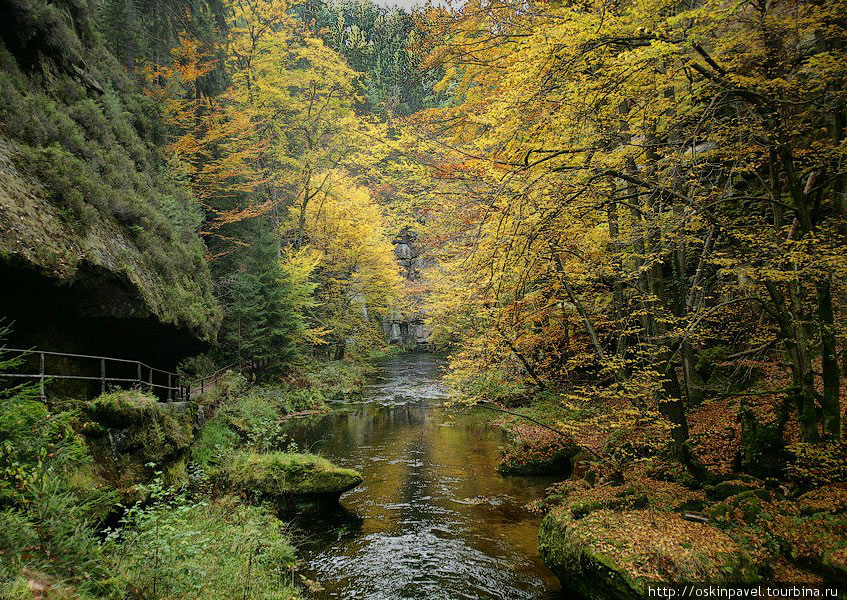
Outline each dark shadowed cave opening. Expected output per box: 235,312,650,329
0,258,207,389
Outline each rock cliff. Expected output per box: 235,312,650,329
0,0,220,366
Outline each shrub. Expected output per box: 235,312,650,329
787,442,847,488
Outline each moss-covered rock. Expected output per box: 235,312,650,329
570,488,649,520
797,484,847,516
497,425,578,476
83,390,196,490
769,511,847,576
539,508,759,600
707,478,765,501
822,545,847,582
225,451,363,501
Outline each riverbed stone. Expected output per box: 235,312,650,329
224,451,363,502
539,508,758,599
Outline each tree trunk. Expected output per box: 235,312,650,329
657,359,691,461
606,198,628,367
296,170,311,249
817,278,841,440
766,281,820,442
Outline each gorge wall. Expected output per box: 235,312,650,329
0,0,220,370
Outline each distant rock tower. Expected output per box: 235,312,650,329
383,228,430,347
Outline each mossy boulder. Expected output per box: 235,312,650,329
797,484,847,516
497,425,579,476
770,512,847,575
570,488,649,520
225,452,363,502
708,490,773,527
539,508,758,600
707,478,765,501
822,545,847,582
83,390,196,489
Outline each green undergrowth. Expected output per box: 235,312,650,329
190,358,379,469
0,389,300,599
105,475,297,600
307,358,375,401
191,372,362,502
191,371,331,467
0,347,373,598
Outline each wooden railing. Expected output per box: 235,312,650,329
0,347,269,402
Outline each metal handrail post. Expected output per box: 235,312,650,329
39,352,45,400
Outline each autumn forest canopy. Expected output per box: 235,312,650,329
1,0,847,594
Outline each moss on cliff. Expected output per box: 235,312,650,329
0,0,219,340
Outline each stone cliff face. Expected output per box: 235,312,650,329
0,0,220,368
0,141,215,366
382,228,430,347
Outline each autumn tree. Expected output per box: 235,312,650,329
418,0,847,469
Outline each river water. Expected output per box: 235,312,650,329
282,353,564,600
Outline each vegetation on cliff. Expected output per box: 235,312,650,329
2,0,847,594
0,0,220,339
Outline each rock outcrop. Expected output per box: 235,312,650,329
82,390,199,492
497,425,579,476
0,0,220,367
382,228,430,347
539,507,758,600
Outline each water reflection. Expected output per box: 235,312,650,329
284,353,562,599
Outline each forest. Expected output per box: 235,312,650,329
0,0,845,597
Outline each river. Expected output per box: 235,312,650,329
282,353,564,599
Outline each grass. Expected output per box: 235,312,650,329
112,495,299,600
